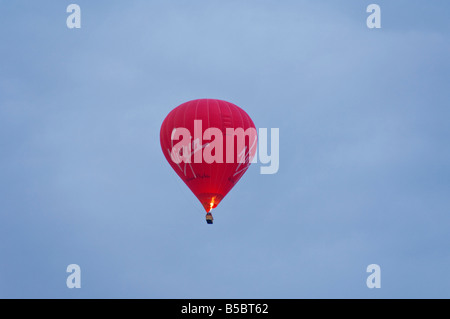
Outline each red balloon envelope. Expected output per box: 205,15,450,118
160,99,257,218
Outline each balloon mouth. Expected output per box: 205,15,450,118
197,193,224,212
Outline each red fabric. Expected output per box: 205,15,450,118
160,99,257,212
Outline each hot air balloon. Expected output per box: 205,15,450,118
160,99,257,224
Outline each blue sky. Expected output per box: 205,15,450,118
0,0,449,298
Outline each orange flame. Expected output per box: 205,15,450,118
209,197,215,212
